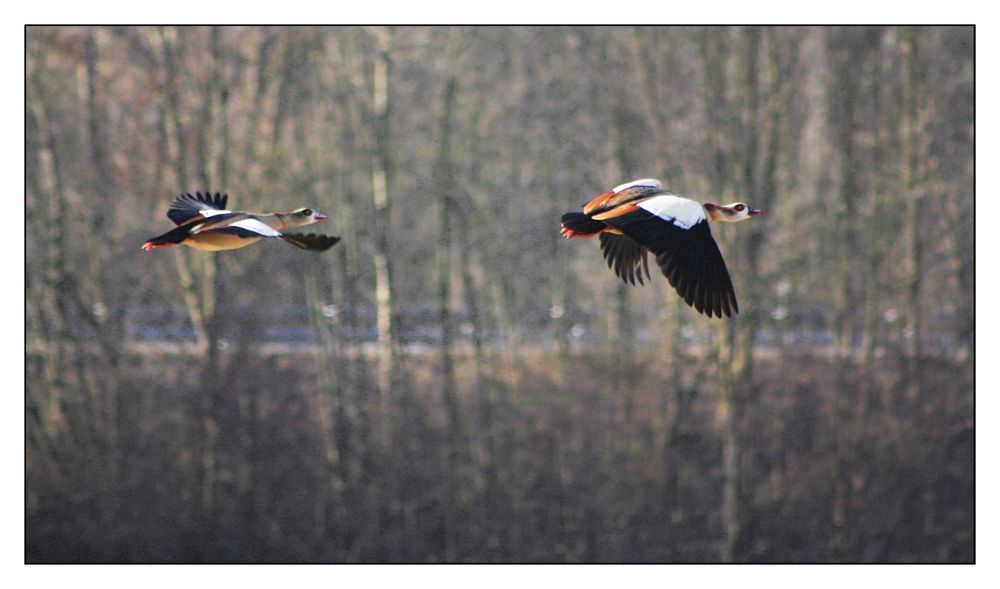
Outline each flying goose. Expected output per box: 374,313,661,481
560,178,760,318
142,192,341,252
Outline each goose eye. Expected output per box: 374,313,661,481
302,208,313,216
734,204,745,212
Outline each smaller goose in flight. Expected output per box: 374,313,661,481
561,178,760,318
142,192,341,252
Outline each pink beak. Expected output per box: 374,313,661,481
315,212,329,220
748,207,762,216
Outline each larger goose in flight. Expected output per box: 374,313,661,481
561,178,760,318
142,192,341,252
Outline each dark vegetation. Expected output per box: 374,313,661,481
25,348,973,563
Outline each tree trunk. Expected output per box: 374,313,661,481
26,48,70,444
370,27,398,405
902,27,925,364
434,74,463,561
861,32,890,367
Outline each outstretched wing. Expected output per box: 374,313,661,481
601,195,738,318
598,232,651,286
281,233,341,252
167,191,230,226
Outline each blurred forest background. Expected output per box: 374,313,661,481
25,25,974,563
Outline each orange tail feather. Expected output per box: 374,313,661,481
142,240,180,251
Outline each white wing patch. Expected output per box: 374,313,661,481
613,178,662,194
637,195,706,230
199,208,232,217
227,218,283,237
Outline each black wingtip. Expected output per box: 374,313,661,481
281,233,342,252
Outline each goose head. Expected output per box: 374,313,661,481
279,207,330,228
703,202,761,223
